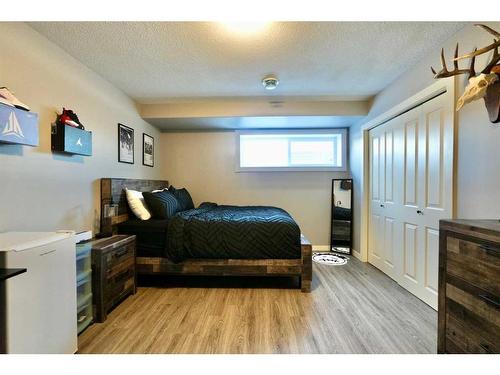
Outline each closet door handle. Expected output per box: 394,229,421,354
416,209,423,215
380,204,385,208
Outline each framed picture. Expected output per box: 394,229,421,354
118,123,134,164
143,133,154,167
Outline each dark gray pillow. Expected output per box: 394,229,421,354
168,185,194,211
143,190,180,219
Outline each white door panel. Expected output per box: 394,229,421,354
384,216,395,267
403,222,418,283
403,118,419,208
368,92,453,310
384,129,394,204
426,109,444,210
371,136,380,201
424,227,440,295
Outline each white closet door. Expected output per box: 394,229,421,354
368,93,453,310
397,108,423,299
368,128,384,271
368,118,399,280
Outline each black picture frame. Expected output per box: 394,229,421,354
118,123,134,164
142,133,154,167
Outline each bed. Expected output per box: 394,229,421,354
100,178,312,292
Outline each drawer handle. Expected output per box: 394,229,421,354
114,269,132,282
479,245,500,255
479,294,500,309
114,247,129,258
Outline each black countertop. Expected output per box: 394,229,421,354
0,268,27,281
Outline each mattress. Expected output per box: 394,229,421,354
117,219,168,258
167,202,301,262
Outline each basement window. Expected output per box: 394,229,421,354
236,129,347,172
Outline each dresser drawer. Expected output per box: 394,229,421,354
447,236,500,297
445,298,500,353
105,274,135,303
106,254,135,279
446,277,500,329
104,242,135,270
446,317,495,353
104,284,135,313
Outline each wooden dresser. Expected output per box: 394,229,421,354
439,220,500,354
91,235,136,322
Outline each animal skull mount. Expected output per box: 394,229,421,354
456,73,498,111
431,24,500,123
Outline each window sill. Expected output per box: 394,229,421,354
235,166,347,172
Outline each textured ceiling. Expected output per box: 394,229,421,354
28,22,467,101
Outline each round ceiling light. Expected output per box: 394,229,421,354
220,22,271,35
262,75,279,90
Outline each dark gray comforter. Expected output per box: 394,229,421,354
166,202,301,262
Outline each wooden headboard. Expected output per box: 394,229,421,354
100,178,169,234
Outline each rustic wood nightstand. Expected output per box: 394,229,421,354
91,235,136,322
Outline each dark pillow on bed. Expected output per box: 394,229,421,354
168,185,194,211
143,190,180,219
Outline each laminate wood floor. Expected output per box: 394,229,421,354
78,256,437,354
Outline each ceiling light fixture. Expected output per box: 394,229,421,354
262,74,279,90
220,22,271,35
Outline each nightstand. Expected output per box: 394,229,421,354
91,235,136,322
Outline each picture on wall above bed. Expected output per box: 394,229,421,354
142,133,154,167
118,123,134,164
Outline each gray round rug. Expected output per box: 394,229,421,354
312,252,348,266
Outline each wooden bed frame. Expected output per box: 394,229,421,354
100,178,312,292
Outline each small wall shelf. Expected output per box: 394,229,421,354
0,102,39,146
51,123,92,156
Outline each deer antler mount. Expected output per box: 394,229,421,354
431,24,500,123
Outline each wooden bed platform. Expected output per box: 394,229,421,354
101,178,312,292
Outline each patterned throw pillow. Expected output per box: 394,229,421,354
142,190,180,219
168,186,195,211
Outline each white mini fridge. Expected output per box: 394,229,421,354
0,231,78,353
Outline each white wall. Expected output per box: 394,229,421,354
350,22,500,253
0,22,163,234
161,131,349,246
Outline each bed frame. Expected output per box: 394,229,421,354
100,178,312,292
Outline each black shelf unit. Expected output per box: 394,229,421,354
51,123,92,156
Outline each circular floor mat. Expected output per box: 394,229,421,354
312,252,348,266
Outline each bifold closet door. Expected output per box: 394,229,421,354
368,116,401,281
368,93,453,310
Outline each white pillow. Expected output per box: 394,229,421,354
125,188,151,220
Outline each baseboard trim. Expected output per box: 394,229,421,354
352,248,366,262
312,245,330,252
